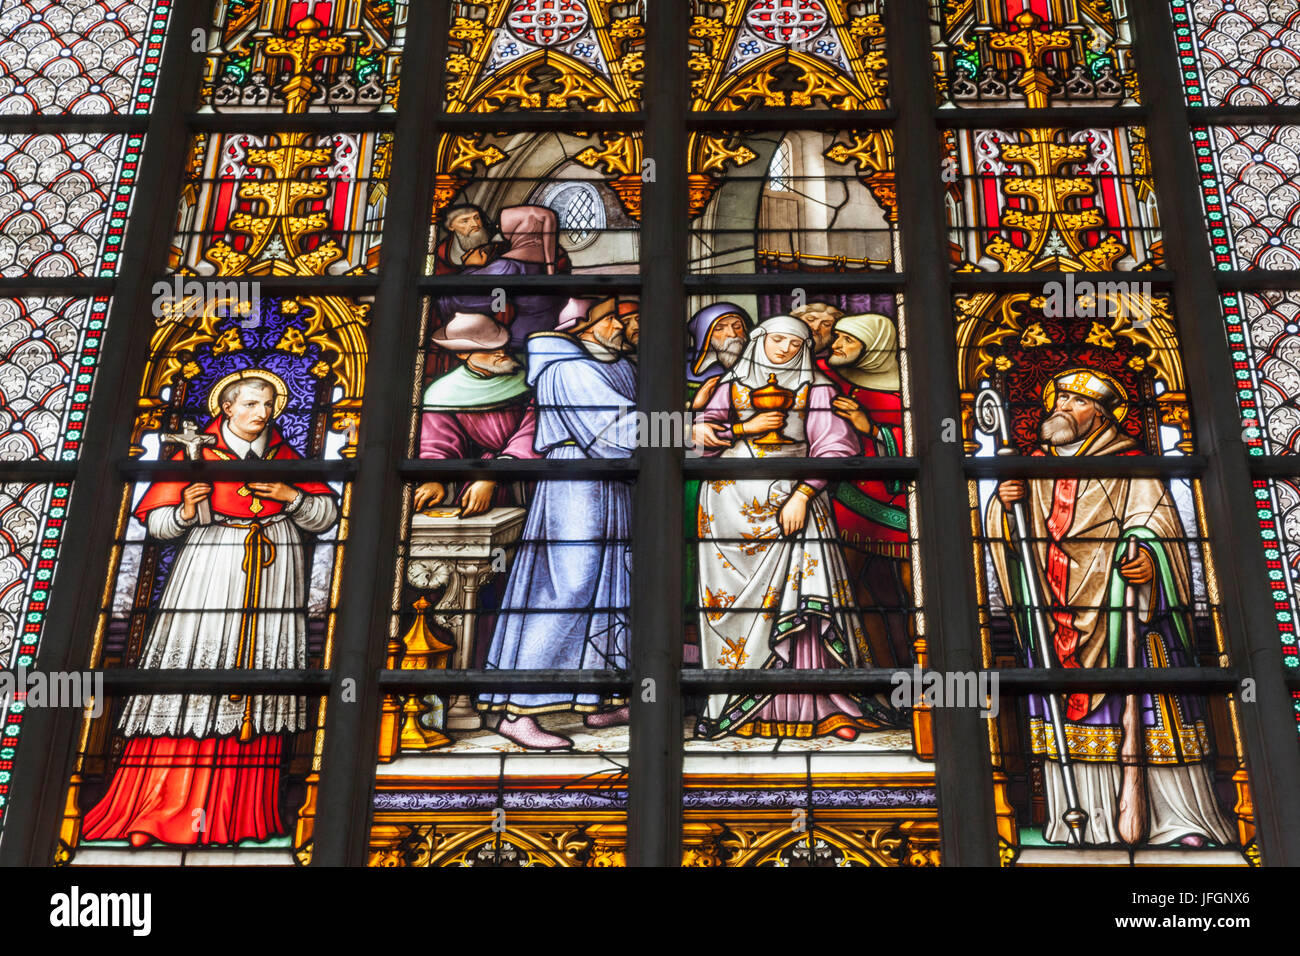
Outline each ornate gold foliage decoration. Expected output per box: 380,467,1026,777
570,132,649,222
369,812,940,867
204,136,347,279
201,3,404,112
954,290,1183,394
686,4,891,223
688,3,888,112
370,823,627,868
262,16,351,114
706,822,940,867
698,135,757,174
948,13,1156,275
824,130,898,223
443,1,643,113
429,134,510,219
186,18,389,279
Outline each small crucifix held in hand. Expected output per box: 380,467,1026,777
162,420,216,525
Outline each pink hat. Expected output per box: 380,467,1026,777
555,297,597,333
430,312,509,351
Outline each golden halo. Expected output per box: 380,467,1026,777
1042,367,1129,424
207,369,289,419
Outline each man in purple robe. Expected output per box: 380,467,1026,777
413,312,539,515
477,296,638,750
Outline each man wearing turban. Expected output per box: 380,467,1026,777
686,302,751,409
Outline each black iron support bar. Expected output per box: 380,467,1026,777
309,0,443,867
117,460,358,482
963,456,1207,479
628,0,686,868
379,670,630,692
890,0,1000,866
681,668,1239,694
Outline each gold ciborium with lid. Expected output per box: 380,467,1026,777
748,374,796,446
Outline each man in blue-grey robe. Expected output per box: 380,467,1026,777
477,296,638,750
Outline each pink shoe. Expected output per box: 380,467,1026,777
496,715,573,750
584,705,630,728
1178,834,1208,848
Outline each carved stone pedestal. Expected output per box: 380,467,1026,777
406,506,526,730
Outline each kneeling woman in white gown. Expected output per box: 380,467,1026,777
690,316,896,741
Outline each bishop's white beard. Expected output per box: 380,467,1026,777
1040,410,1085,445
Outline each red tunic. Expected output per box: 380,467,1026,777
817,358,909,555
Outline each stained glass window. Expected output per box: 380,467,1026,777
171,130,391,277
0,297,111,462
0,481,71,830
49,1,378,864
930,0,1137,109
689,0,888,111
428,130,639,275
690,128,898,273
1224,290,1300,455
1252,477,1300,664
955,290,1194,457
405,87,641,862
0,132,144,277
444,0,643,113
0,0,172,115
1194,124,1300,271
0,0,1296,881
198,0,408,113
1171,0,1300,107
989,690,1252,863
0,0,169,849
1170,6,1300,742
944,125,1161,274
934,0,1259,863
54,292,367,860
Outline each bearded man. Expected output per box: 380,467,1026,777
620,299,640,360
986,369,1236,847
687,303,751,410
790,301,843,361
432,203,574,273
477,296,637,749
434,206,569,349
432,204,504,274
